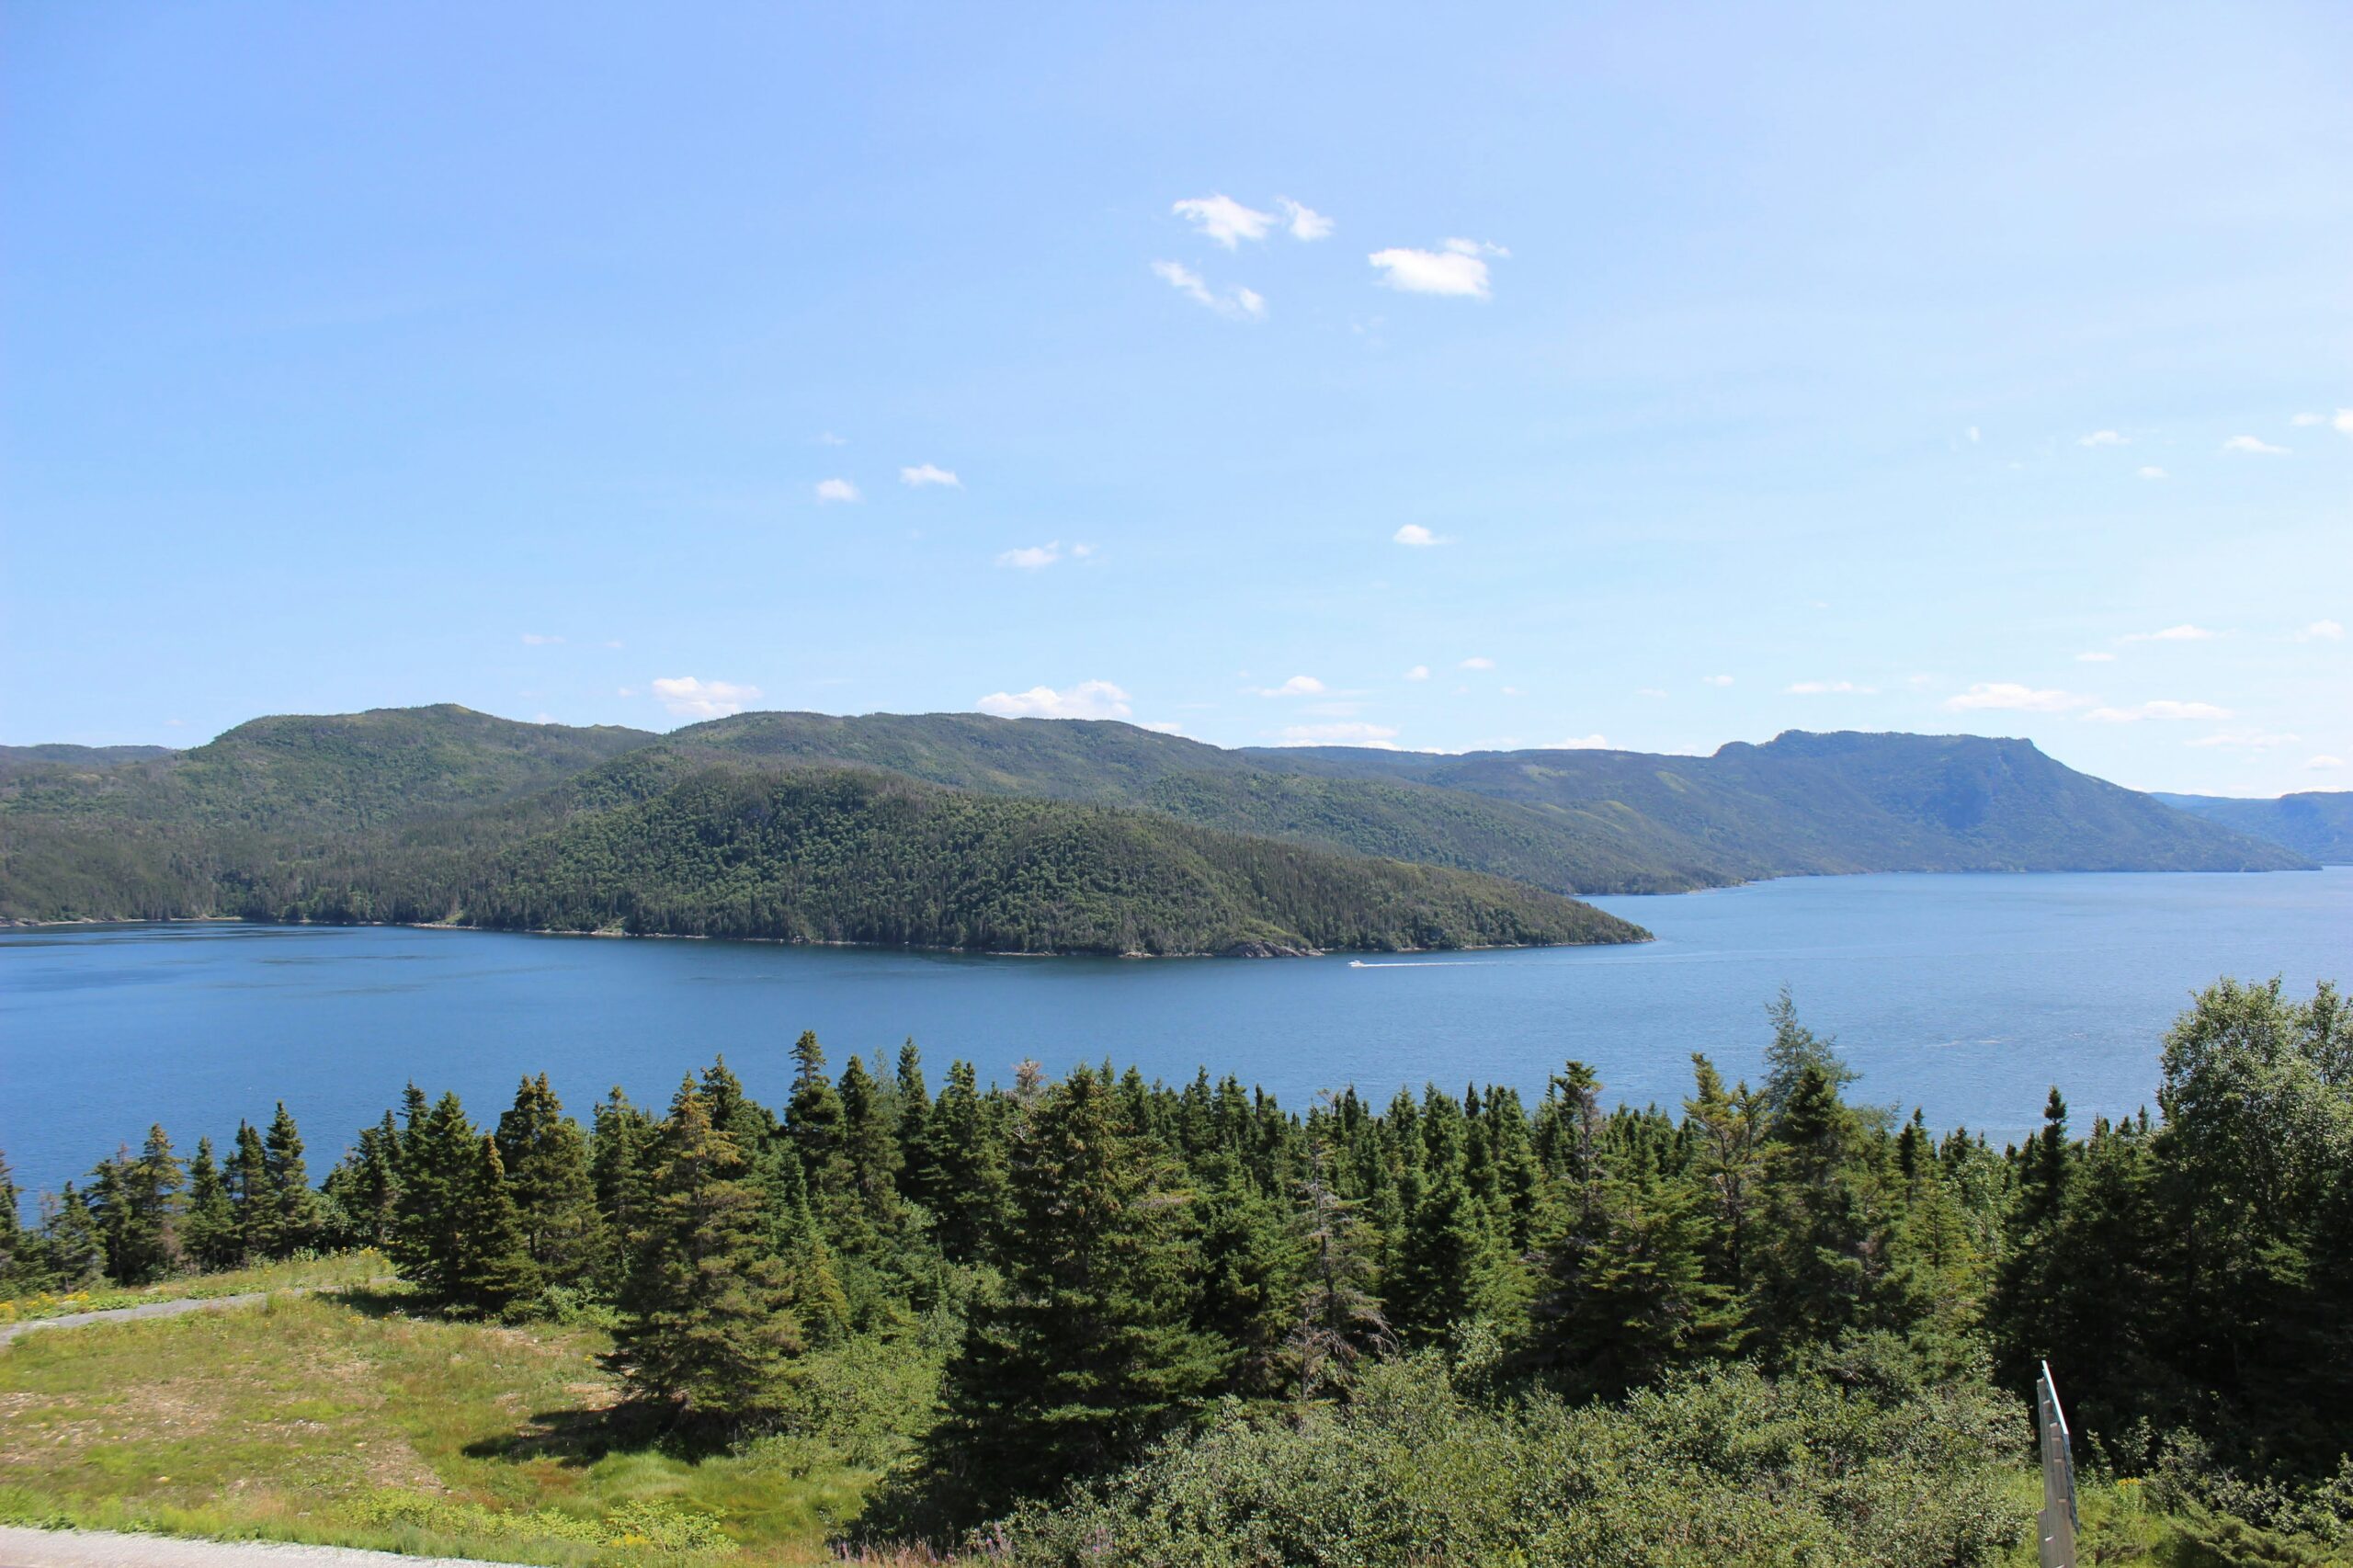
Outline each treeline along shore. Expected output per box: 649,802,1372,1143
3,977,2347,1563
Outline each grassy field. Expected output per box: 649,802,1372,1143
0,1285,928,1566
0,1251,390,1325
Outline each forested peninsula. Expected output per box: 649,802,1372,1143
2,707,2316,949
3,979,2347,1564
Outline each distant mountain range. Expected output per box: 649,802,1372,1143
0,705,2315,953
2151,791,2353,864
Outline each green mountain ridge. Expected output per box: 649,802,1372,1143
2152,790,2353,863
0,706,2309,946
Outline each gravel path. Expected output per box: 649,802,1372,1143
0,1294,272,1348
0,1529,515,1568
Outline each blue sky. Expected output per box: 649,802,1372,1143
5,2,2347,794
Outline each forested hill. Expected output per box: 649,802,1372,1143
2154,790,2353,863
1254,729,2309,878
0,705,2305,931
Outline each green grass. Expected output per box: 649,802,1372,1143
0,1250,388,1324
0,1287,922,1566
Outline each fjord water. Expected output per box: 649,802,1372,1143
4,869,2347,1198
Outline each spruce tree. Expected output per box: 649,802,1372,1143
41,1184,105,1289
893,1039,931,1210
1682,1053,1765,1301
589,1086,655,1290
0,1150,22,1290
390,1091,477,1301
228,1120,269,1262
1284,1124,1392,1404
1745,1062,1877,1362
262,1101,318,1257
935,1065,1222,1514
451,1135,538,1314
1524,1171,1733,1398
921,1060,1004,1265
616,1074,805,1427
494,1074,607,1290
836,1053,904,1231
181,1137,241,1271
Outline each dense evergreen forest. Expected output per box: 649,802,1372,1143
1,706,2312,936
4,978,2347,1564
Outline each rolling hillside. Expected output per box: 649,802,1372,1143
2153,790,2353,863
0,706,2309,937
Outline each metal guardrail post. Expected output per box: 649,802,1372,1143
2036,1360,2080,1568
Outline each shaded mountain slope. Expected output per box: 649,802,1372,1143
2153,790,2353,863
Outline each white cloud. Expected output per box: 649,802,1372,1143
1392,524,1449,547
2137,466,2168,481
815,477,861,504
1256,675,1326,698
519,633,564,645
2222,435,2288,455
2075,652,2118,663
1172,194,1275,247
900,462,961,489
1277,198,1334,241
1151,259,1266,320
1283,199,1336,243
2306,755,2347,770
650,676,763,720
1140,721,1185,735
2291,413,2324,426
1547,734,1611,750
2121,624,2217,643
1460,656,1495,670
1275,722,1402,747
1702,675,1733,687
1500,686,1524,697
1967,426,1982,443
1071,542,1096,559
1404,665,1430,681
2085,699,2232,722
1787,679,1876,695
1368,239,1500,299
995,541,1063,570
2289,411,2352,431
1636,687,1669,699
975,680,1132,721
2078,430,2129,447
2296,619,2344,642
816,431,847,446
1944,683,2093,713
2187,730,2300,750
604,640,625,650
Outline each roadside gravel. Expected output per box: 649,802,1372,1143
0,1528,516,1568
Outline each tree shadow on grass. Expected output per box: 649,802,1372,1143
461,1398,706,1467
324,1285,426,1320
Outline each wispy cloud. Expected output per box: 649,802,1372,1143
519,633,564,646
1460,656,1495,671
2137,466,2168,481
815,477,861,504
2222,435,2288,455
1368,238,1504,299
1404,665,1430,682
975,680,1131,721
2075,652,2118,663
996,541,1063,570
1151,259,1266,320
900,462,961,489
815,431,847,447
2078,430,2129,447
2121,624,2217,644
2290,411,2353,433
2307,755,2346,771
1944,683,2093,713
1275,721,1401,747
1702,675,1733,687
1547,733,1611,750
1787,679,1876,695
651,676,762,720
1392,524,1449,547
1256,675,1326,698
1139,720,1185,735
2187,730,2300,751
1173,194,1275,247
2085,699,2232,722
2296,619,2344,642
1277,198,1334,241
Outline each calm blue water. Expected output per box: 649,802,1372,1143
3,869,2347,1201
